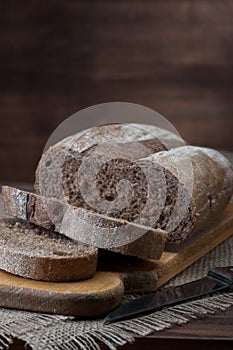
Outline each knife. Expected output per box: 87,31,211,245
104,266,233,324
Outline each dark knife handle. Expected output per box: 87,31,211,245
208,266,233,289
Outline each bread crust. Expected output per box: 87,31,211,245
0,217,98,282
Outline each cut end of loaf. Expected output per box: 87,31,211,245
0,218,98,282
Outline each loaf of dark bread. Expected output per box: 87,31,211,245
0,217,98,281
35,141,233,244
4,122,232,266
2,186,168,260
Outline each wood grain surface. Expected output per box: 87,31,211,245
1,1,233,182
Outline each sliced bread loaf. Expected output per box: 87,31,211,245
2,186,168,260
0,217,98,281
36,140,233,243
33,143,233,244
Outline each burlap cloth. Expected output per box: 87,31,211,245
0,150,233,350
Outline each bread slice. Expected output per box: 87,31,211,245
0,217,98,282
2,186,168,260
34,123,184,202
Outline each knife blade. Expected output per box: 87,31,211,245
104,266,233,324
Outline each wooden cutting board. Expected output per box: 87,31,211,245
0,200,233,317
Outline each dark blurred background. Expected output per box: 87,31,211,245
1,1,233,183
